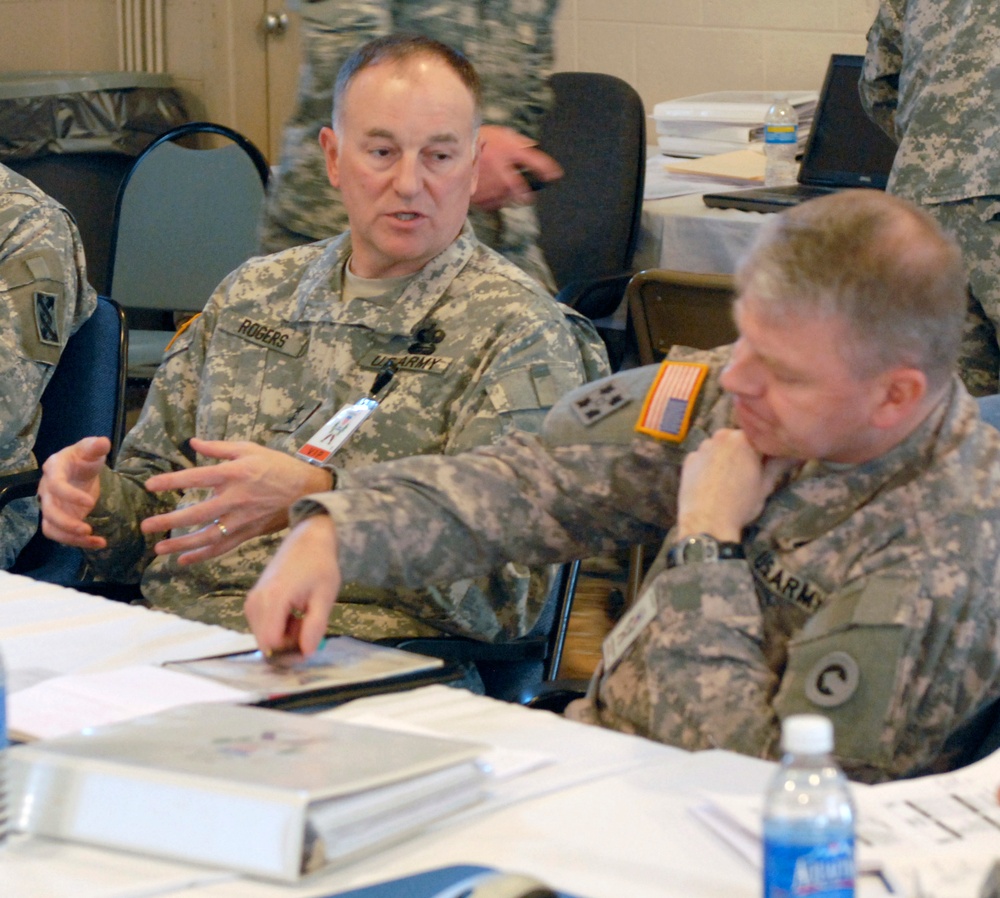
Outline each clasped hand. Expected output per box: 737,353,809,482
676,429,799,541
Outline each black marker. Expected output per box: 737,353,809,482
369,359,398,397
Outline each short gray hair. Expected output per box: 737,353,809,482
737,190,967,390
333,33,482,132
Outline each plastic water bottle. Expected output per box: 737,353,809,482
763,715,855,898
764,94,799,187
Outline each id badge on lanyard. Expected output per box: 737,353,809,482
296,360,396,466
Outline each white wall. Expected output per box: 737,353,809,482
1,1,881,140
555,0,878,110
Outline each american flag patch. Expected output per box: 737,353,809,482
635,360,708,442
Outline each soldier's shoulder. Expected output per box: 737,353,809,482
216,238,336,310
462,242,552,299
0,171,71,236
542,366,661,447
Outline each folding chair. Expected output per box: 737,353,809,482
105,121,269,381
627,269,738,366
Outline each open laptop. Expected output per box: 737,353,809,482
702,54,898,213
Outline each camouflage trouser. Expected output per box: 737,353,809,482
929,196,1000,396
0,496,37,569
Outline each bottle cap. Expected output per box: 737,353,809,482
781,714,833,754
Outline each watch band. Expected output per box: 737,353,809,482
666,534,745,569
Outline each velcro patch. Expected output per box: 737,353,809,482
635,360,708,442
221,317,308,358
34,291,60,346
570,380,631,426
360,351,452,375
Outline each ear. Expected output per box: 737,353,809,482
319,126,341,189
870,367,928,430
469,131,482,198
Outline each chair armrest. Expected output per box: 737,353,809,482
524,678,591,712
0,469,42,511
555,272,634,320
379,635,548,664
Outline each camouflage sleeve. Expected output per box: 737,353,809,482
569,561,783,759
442,309,609,454
0,197,95,453
0,186,96,568
297,361,727,591
297,424,678,591
860,0,905,140
83,286,222,581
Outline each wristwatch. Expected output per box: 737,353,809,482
666,534,745,569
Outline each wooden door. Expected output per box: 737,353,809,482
261,0,301,163
198,0,300,164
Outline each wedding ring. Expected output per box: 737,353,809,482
214,518,229,538
290,608,306,620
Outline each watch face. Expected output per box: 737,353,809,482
682,536,719,563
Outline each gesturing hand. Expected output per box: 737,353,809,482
141,438,333,565
472,125,563,211
38,436,111,550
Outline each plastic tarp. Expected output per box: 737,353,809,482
0,71,187,160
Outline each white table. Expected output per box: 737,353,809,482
0,573,909,898
636,191,766,275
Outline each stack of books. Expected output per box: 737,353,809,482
652,90,819,157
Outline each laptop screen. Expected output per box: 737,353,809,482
797,54,898,189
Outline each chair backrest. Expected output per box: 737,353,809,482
535,72,646,292
11,295,128,581
106,121,269,316
627,269,738,366
32,295,128,466
388,559,582,704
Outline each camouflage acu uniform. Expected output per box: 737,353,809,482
861,0,1000,395
259,0,559,289
0,164,96,568
295,350,1000,783
83,222,608,637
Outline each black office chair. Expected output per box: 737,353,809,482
535,72,647,367
384,560,581,704
0,295,128,584
106,121,269,381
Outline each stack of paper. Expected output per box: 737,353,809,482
9,703,487,881
692,743,1000,897
652,90,818,157
663,148,767,185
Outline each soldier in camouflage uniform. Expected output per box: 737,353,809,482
861,0,1000,396
259,0,562,289
39,36,608,638
0,164,96,568
247,190,1000,784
